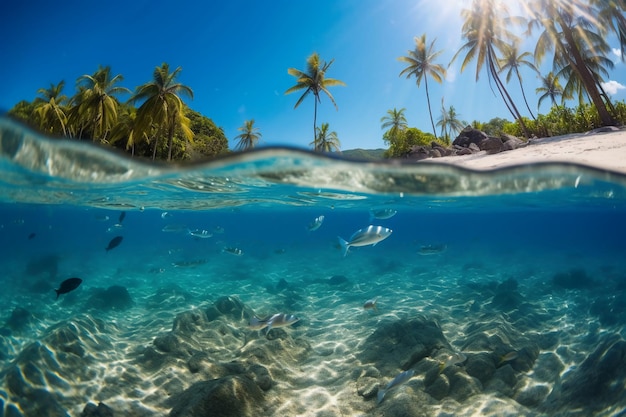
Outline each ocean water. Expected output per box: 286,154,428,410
1,116,626,417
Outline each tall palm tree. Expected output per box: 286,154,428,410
73,66,130,142
497,41,539,120
380,107,408,143
235,119,262,151
528,0,616,126
452,0,530,138
437,99,466,143
398,34,446,139
311,122,341,153
536,72,569,110
131,63,194,161
34,81,68,136
285,52,346,143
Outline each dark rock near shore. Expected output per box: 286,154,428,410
453,128,489,148
479,136,503,154
86,285,133,310
168,376,264,417
80,402,114,417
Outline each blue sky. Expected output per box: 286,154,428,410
1,0,625,150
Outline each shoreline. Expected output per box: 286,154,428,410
422,128,626,174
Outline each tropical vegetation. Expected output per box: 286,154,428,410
7,0,626,161
9,63,229,161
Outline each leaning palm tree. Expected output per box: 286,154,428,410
310,122,341,153
528,0,616,126
497,41,539,120
73,66,130,142
285,52,346,143
592,0,626,61
34,81,68,136
452,0,530,138
131,63,194,161
235,119,262,151
398,34,446,139
380,107,408,143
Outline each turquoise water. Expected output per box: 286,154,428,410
2,116,626,416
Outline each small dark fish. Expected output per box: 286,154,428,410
118,211,126,224
106,236,123,252
55,277,82,299
223,247,243,256
28,233,36,240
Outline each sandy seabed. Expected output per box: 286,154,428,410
2,240,626,417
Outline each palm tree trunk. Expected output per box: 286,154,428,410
489,56,530,138
424,77,438,140
313,98,318,145
516,72,536,121
560,20,616,126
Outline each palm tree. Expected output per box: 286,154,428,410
497,41,539,120
131,63,194,161
34,81,68,136
452,0,530,138
73,66,130,142
436,99,466,143
536,72,569,110
593,0,626,60
235,119,262,151
528,0,616,126
311,123,341,153
285,52,346,143
380,107,408,143
398,34,446,139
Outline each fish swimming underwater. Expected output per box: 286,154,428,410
118,211,126,224
223,247,243,256
438,352,467,372
369,208,397,221
377,369,415,404
338,225,392,256
248,313,299,333
106,236,123,252
55,277,83,299
418,244,448,255
307,215,325,232
363,297,378,312
188,229,212,239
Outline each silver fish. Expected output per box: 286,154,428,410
338,225,392,256
223,247,243,256
377,369,415,404
369,208,397,221
307,215,325,232
363,297,378,311
188,229,212,239
265,313,299,332
418,244,447,255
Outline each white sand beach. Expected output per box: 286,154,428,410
429,128,626,173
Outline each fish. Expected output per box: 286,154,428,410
188,229,212,239
418,244,448,255
377,369,415,404
498,351,518,365
118,211,126,224
173,259,207,268
363,297,378,312
248,313,299,333
223,247,243,256
94,215,110,222
264,313,299,333
106,223,123,233
106,236,123,252
55,277,83,299
160,211,172,219
28,232,36,240
438,352,467,372
338,225,392,256
307,215,325,231
161,224,188,233
369,208,397,221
